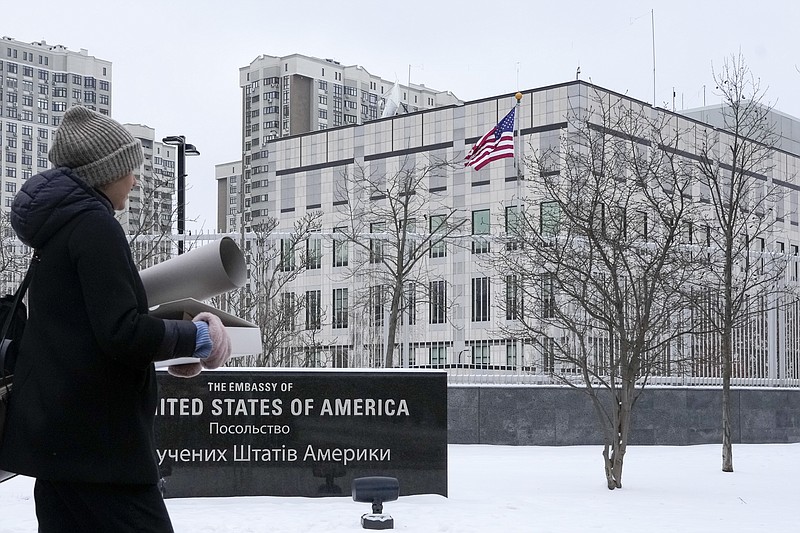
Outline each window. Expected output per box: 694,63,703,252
429,214,446,258
403,218,418,259
637,210,649,241
542,274,556,319
404,346,416,367
430,345,447,365
472,209,490,253
305,290,321,330
505,205,520,250
472,277,490,322
279,292,295,332
404,282,416,325
99,80,109,91
306,234,322,269
370,222,385,263
279,238,295,271
505,275,521,320
53,72,67,83
370,285,384,326
429,280,446,324
333,227,348,267
543,336,555,373
506,343,518,366
540,201,560,237
52,101,66,112
472,344,490,366
332,346,348,368
332,288,348,329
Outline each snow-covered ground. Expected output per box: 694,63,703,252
2,443,797,532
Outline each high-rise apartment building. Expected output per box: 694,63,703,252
0,37,180,271
218,53,463,233
122,124,177,268
216,160,243,234
0,37,112,213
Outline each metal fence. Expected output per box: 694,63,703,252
4,231,800,388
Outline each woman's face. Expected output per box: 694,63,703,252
99,172,136,211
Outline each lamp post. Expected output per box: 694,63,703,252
162,135,200,254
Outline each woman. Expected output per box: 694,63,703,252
0,106,231,532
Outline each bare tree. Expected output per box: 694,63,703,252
496,87,698,489
335,155,467,368
224,212,323,367
0,211,30,295
124,171,180,269
693,54,788,473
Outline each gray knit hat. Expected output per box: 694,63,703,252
48,106,143,188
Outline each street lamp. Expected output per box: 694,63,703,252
162,135,200,254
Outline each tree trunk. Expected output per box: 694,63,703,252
721,251,734,473
721,331,734,472
601,390,632,490
383,284,403,368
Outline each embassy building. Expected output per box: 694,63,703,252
238,79,800,384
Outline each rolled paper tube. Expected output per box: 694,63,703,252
139,237,247,306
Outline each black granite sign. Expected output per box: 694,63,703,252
154,369,447,498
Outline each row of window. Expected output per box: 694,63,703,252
1,63,108,90
270,342,527,368
4,93,103,109
2,122,49,137
276,273,528,332
5,49,49,66
3,137,48,152
4,151,48,167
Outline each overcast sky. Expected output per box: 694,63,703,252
4,0,799,231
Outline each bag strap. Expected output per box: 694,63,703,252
0,253,39,374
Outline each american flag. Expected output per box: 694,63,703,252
464,108,515,171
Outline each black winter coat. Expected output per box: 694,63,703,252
0,168,197,484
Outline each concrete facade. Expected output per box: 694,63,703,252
447,386,800,445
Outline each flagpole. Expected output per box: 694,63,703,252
513,91,523,374
514,92,523,181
